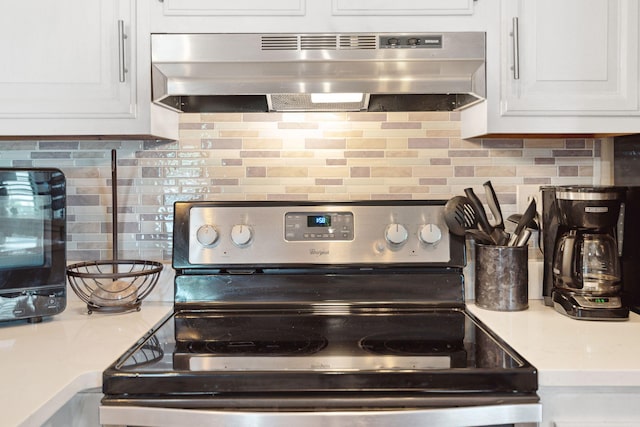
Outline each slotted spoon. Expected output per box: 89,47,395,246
444,195,479,236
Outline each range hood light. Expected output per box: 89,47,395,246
310,93,365,104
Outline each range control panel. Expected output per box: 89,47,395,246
379,34,443,49
178,201,454,267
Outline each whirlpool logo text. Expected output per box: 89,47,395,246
309,249,330,257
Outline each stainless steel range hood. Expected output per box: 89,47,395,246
151,32,485,113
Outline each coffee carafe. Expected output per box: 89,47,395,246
543,186,629,320
554,230,621,294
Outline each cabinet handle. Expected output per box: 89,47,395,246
511,17,520,80
118,20,128,83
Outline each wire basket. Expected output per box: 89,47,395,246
66,260,163,314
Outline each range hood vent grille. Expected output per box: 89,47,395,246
339,35,377,50
300,35,338,50
261,34,378,51
261,36,299,51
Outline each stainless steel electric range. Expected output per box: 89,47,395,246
101,200,541,427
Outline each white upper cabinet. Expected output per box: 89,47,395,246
502,0,639,116
0,1,133,119
150,0,484,33
157,0,306,16
0,0,177,139
462,0,640,138
331,0,475,16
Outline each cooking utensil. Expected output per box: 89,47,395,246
465,187,509,245
66,150,163,314
444,196,498,245
483,181,504,229
444,195,479,236
464,188,494,235
508,198,537,246
507,213,539,230
483,180,510,245
515,229,532,247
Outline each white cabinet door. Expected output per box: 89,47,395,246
0,0,134,120
0,0,177,139
501,0,639,116
461,0,640,138
331,0,475,15
158,0,306,16
539,386,640,427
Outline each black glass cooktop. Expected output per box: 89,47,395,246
103,307,537,401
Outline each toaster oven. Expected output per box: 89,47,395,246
0,168,66,323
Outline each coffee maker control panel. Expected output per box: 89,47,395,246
573,295,622,309
553,292,628,320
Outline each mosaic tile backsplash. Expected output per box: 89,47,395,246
1,112,602,262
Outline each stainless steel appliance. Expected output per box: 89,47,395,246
541,186,629,320
151,32,485,113
0,168,66,323
101,200,540,427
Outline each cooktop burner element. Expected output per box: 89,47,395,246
360,333,464,355
182,330,328,356
101,201,540,426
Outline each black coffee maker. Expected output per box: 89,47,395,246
541,186,629,320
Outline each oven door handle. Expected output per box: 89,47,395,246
101,403,542,427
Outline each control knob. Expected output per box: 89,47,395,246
231,224,253,246
385,223,408,245
419,224,442,245
387,37,399,47
196,224,219,246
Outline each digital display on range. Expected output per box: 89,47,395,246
307,215,331,228
284,211,353,241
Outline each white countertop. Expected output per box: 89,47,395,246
0,299,172,427
5,291,640,426
468,301,640,388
